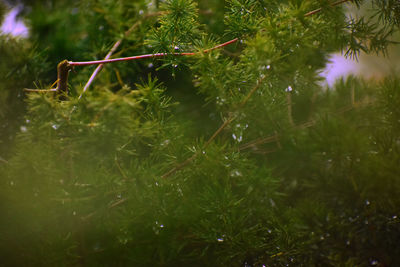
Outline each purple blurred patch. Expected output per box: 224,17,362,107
320,53,359,87
1,6,28,37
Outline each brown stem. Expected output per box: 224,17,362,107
69,38,239,66
304,0,353,17
56,60,72,100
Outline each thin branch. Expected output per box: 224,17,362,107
287,91,295,127
115,154,128,180
0,156,9,164
304,0,353,17
69,38,239,66
24,88,57,92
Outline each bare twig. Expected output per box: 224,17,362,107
287,91,295,127
69,38,239,66
24,88,57,92
0,156,9,164
304,0,353,17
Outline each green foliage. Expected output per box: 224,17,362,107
0,37,51,157
1,0,400,266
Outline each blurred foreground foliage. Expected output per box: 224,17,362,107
1,0,400,266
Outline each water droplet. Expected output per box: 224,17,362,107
155,182,159,187
202,150,206,154
268,229,272,234
172,64,178,68
365,199,370,206
160,224,164,228
161,139,170,146
217,237,224,242
285,85,293,92
52,124,59,130
148,63,154,68
370,260,378,265
216,97,226,106
393,215,397,219
270,198,276,207
177,187,183,197
230,169,242,177
174,45,180,51
20,125,27,132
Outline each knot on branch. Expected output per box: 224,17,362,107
56,59,72,100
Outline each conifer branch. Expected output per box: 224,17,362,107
161,75,266,179
239,97,374,153
160,0,354,179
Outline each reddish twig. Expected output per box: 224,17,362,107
69,38,239,66
304,0,353,17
